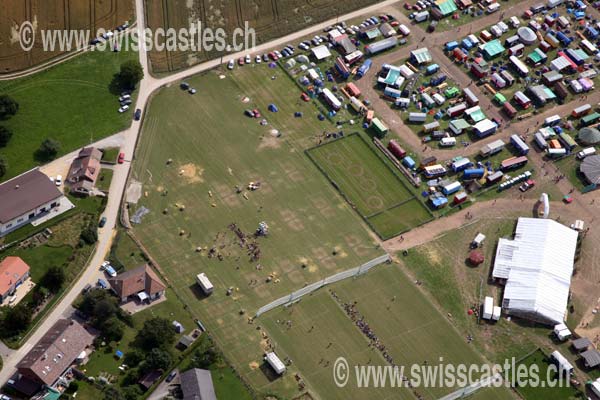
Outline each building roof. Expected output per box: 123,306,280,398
0,169,62,224
450,119,471,130
582,349,600,368
108,264,166,299
0,256,30,296
180,368,217,400
312,45,332,60
572,337,592,351
139,369,163,390
67,147,102,188
579,127,600,145
410,48,432,64
17,319,94,386
494,218,578,325
483,40,505,58
435,0,458,15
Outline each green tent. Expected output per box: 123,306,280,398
444,87,460,98
483,40,505,59
435,0,458,15
494,93,507,104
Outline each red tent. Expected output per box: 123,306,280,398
468,250,485,266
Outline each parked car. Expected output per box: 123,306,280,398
262,53,269,62
188,88,197,94
118,105,130,113
119,94,131,102
105,265,117,278
519,179,535,192
82,283,92,294
252,109,261,118
238,57,244,65
245,54,251,64
255,55,262,63
166,371,177,383
55,174,62,186
134,108,142,120
97,278,109,289
118,152,125,164
301,92,310,102
99,216,107,227
227,59,235,69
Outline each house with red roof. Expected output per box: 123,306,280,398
0,256,30,304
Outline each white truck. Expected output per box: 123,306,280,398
483,296,494,320
265,352,286,375
196,273,213,295
577,147,596,160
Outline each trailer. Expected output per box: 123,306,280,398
357,59,373,78
441,181,462,195
447,102,467,117
510,134,530,155
572,103,592,118
423,164,447,178
558,132,577,151
486,170,504,184
534,132,548,149
265,352,286,375
451,158,473,172
440,137,457,147
479,139,505,156
492,306,501,321
501,156,528,171
550,351,574,376
581,112,600,126
547,147,567,157
463,168,485,179
423,120,440,132
483,296,494,320
409,112,427,123
544,114,561,126
503,102,517,118
322,88,342,110
388,140,407,159
463,87,479,106
196,273,214,295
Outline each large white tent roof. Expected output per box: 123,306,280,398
312,45,332,60
493,217,578,325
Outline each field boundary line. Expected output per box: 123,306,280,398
255,253,391,317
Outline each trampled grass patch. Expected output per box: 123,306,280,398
307,134,432,238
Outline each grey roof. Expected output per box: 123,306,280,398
579,127,600,145
0,169,62,223
178,335,194,348
572,337,592,351
581,349,600,368
180,368,217,400
581,155,600,184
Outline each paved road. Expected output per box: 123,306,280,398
0,0,406,386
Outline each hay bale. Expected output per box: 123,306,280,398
179,230,186,236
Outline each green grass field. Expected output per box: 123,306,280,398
130,64,386,398
261,263,516,400
308,134,432,238
0,37,137,181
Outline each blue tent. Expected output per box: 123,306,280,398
115,350,124,359
268,104,278,112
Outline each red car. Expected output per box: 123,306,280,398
268,52,278,61
118,152,125,164
238,57,245,65
404,2,412,9
301,92,310,102
252,109,261,118
391,20,400,27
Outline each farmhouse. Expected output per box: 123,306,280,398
17,319,94,390
0,256,30,304
108,264,166,303
180,368,217,400
492,217,578,325
66,147,102,196
0,169,64,237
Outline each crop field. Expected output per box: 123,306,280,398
261,263,517,400
308,134,432,239
144,0,379,73
130,64,389,398
0,0,134,73
0,36,138,181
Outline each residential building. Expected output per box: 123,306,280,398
180,368,217,400
66,147,102,196
0,256,30,304
108,264,166,303
0,169,63,237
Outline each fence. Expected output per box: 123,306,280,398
255,253,391,317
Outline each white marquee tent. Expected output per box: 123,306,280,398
493,217,578,325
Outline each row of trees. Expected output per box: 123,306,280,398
0,94,19,178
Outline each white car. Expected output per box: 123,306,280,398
119,94,131,102
119,105,130,113
227,59,235,69
100,261,110,270
245,54,251,64
55,175,62,186
255,55,262,63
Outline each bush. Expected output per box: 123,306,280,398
135,317,175,350
0,158,6,178
0,126,12,147
40,266,66,292
118,60,143,89
0,95,19,119
36,138,61,161
80,225,98,245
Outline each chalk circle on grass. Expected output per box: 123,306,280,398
326,152,344,165
367,196,384,210
360,178,377,191
349,164,364,177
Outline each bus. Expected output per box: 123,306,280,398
509,55,529,77
558,133,577,151
510,134,530,155
581,112,600,126
544,114,561,126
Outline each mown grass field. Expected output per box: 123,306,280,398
130,64,386,398
0,37,137,181
308,134,432,238
261,263,517,400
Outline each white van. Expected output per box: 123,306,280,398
440,137,457,147
577,147,596,159
487,3,500,13
196,273,213,295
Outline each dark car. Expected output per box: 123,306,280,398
82,283,92,294
134,108,142,121
166,371,177,383
99,216,107,227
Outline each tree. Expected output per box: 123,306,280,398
122,386,142,400
191,344,220,369
37,138,60,161
135,317,174,350
0,158,6,179
102,317,124,342
119,60,143,89
0,126,12,147
0,95,19,119
2,303,32,335
80,224,98,245
40,266,65,292
144,348,172,371
93,298,119,323
102,386,124,400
